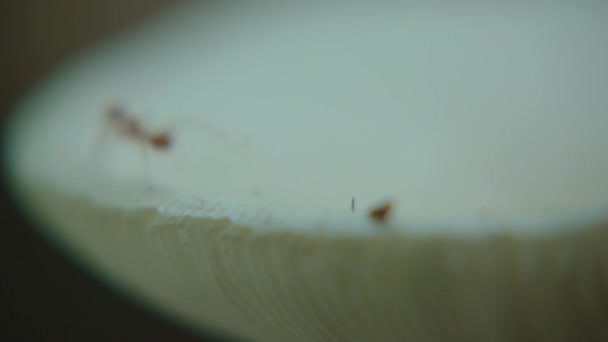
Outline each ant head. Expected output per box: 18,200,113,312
150,132,172,150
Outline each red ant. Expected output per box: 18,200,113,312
89,103,174,183
105,103,172,151
91,102,249,185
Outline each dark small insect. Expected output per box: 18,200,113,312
368,201,393,223
351,197,355,212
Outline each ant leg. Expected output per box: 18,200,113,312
164,116,251,156
166,117,226,140
88,118,112,165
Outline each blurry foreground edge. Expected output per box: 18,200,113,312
0,0,237,340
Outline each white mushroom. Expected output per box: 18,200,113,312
5,2,608,341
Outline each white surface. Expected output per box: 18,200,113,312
9,2,608,233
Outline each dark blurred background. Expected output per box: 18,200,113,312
0,1,233,340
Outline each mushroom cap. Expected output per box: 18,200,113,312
6,2,608,340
